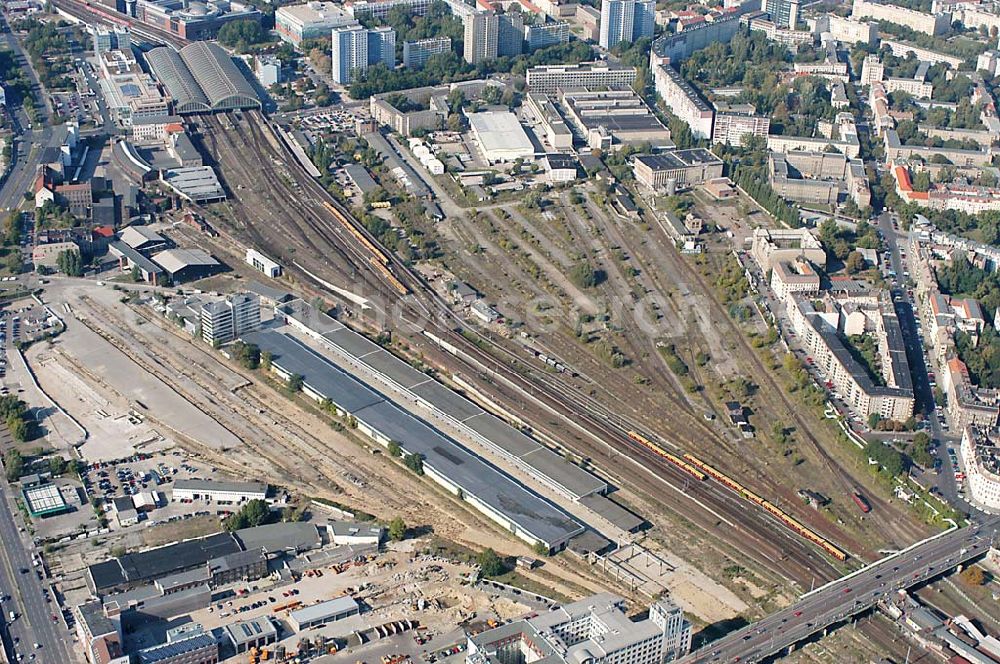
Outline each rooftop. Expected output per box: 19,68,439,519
160,167,226,202
137,633,217,663
119,225,166,249
224,616,277,647
468,111,535,158
289,596,359,624
634,149,723,171
153,247,220,274
88,532,242,590
233,522,320,553
243,330,585,546
172,479,267,495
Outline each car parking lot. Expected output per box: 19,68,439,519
3,300,58,347
78,451,242,534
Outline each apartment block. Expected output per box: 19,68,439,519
652,63,713,139
750,227,826,272
331,24,395,84
789,296,914,423
712,102,769,146
851,0,951,35
764,0,798,28
812,14,877,44
402,37,451,68
526,62,637,93
524,20,569,50
599,0,654,48
200,293,261,346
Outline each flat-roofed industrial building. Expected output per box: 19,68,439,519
632,149,723,190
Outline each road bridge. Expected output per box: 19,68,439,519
683,518,999,663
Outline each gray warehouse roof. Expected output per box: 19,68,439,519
172,479,267,495
243,330,584,548
146,42,260,113
138,633,217,664
89,532,242,590
234,522,321,553
225,616,277,647
289,596,359,625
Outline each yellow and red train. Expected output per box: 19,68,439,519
626,431,706,481
625,430,848,562
323,201,409,296
681,453,849,562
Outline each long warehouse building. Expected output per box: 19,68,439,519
273,299,608,502
242,328,586,552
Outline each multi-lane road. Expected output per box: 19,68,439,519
683,518,999,663
0,476,73,663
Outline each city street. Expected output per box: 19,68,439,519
0,19,53,216
0,473,74,663
876,212,965,507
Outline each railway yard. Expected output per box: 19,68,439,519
0,0,995,656
0,85,992,664
121,109,984,661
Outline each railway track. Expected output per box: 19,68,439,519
51,0,188,48
657,238,928,548
200,110,862,588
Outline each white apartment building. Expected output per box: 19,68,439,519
884,77,933,98
526,62,638,94
172,479,268,503
813,14,877,44
653,64,713,139
852,0,951,35
788,296,914,423
200,292,261,346
961,426,1000,510
861,54,885,86
467,593,692,664
712,103,770,146
750,228,827,272
771,260,820,299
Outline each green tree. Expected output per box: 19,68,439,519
403,452,424,475
476,548,505,577
387,440,402,457
232,341,261,370
260,351,272,371
287,373,304,393
224,498,271,531
7,417,27,443
3,449,23,481
217,20,265,52
48,456,67,476
55,249,82,276
388,516,406,541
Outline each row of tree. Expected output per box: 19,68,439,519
732,165,801,227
